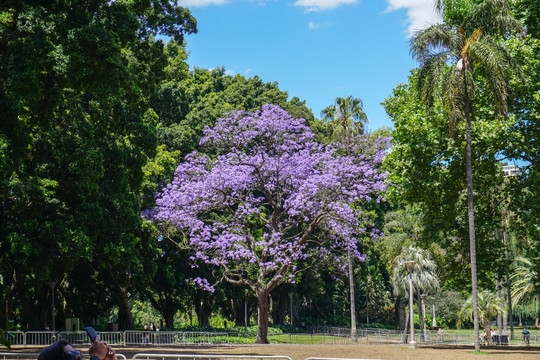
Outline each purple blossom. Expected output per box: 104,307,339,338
152,104,388,291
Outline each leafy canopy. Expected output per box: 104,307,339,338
151,104,388,292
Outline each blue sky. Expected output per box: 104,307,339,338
177,0,441,131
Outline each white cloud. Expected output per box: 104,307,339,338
179,0,228,7
244,68,253,75
308,21,334,30
294,0,357,12
384,0,441,37
224,69,235,76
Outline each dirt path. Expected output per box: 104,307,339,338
11,344,540,360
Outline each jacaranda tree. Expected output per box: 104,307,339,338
152,104,388,343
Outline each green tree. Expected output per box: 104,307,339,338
0,0,196,329
152,67,314,156
458,290,506,345
410,0,521,350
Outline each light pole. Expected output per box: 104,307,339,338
404,260,416,349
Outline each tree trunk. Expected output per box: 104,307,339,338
532,297,540,327
418,293,424,342
496,278,502,335
394,297,404,330
403,303,409,344
270,291,287,325
464,81,480,352
255,289,270,344
501,283,507,334
194,298,212,328
503,230,514,339
348,250,357,341
232,297,244,327
117,286,133,330
485,326,494,346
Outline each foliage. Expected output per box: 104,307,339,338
407,1,523,346
457,290,506,329
392,245,439,297
0,321,14,349
152,104,388,342
382,204,442,276
320,96,368,140
152,67,315,156
511,256,538,306
130,300,164,329
425,290,465,328
0,0,196,329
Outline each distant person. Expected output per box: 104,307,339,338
480,329,487,344
142,325,149,346
523,328,530,346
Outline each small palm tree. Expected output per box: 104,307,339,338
410,0,521,350
393,245,440,341
458,290,506,346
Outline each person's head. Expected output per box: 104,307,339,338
38,340,81,360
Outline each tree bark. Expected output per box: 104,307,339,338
464,74,480,352
194,297,212,328
503,229,514,339
255,289,270,344
496,279,503,335
117,286,133,330
403,303,409,344
348,251,357,341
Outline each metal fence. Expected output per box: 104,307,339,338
0,354,127,360
4,329,539,347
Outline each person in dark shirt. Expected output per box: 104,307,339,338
38,336,116,360
522,328,530,346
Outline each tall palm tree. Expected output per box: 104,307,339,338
458,290,506,346
321,96,368,140
393,245,440,342
410,0,521,351
321,95,367,340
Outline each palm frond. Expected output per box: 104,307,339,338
411,24,458,64
461,28,482,57
392,245,439,297
510,256,537,306
470,35,521,115
441,64,464,137
458,290,506,328
417,51,453,109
